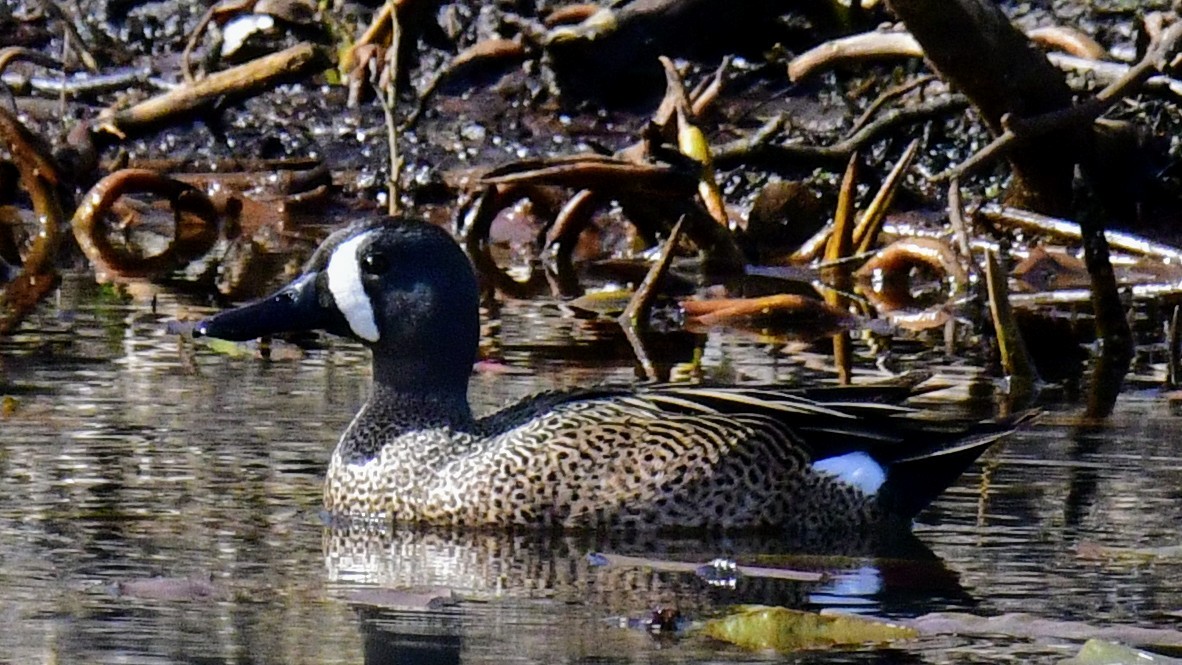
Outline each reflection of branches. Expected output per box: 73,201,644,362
713,95,967,171
590,551,826,583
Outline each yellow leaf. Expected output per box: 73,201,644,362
702,606,916,652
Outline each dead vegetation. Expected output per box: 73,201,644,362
2,0,1182,416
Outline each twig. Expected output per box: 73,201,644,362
850,74,937,135
946,177,978,361
946,179,980,287
35,0,98,72
1169,305,1181,389
788,30,922,82
377,1,402,216
347,0,397,72
714,95,967,171
2,69,166,97
0,107,65,334
791,26,1182,99
1026,25,1107,60
620,216,685,380
660,56,727,226
1046,51,1182,97
826,154,858,385
689,55,731,118
979,204,1182,264
946,178,972,260
589,551,826,583
983,249,1037,402
0,47,64,77
853,138,919,254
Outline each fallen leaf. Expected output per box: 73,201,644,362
113,574,224,601
1076,541,1182,562
908,612,1182,648
1059,638,1182,664
702,605,916,652
681,295,855,338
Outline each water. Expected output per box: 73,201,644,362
3,277,1182,664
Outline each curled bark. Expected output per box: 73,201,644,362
856,236,967,312
0,108,65,334
71,169,221,279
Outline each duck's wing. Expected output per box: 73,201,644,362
477,376,1019,466
467,380,1029,526
629,382,1032,519
636,381,1023,457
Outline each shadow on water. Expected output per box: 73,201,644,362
1062,423,1104,530
361,626,462,665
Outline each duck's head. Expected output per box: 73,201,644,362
196,217,480,397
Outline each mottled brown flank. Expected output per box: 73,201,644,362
322,393,884,532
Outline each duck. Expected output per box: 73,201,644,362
195,216,1025,533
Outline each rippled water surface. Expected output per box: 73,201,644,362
4,278,1182,664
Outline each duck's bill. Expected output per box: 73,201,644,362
195,273,335,341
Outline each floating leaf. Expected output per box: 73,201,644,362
202,337,255,358
1012,246,1089,291
682,295,855,338
568,289,635,316
908,612,1182,647
1059,638,1182,665
113,574,223,601
1076,541,1182,562
702,605,916,652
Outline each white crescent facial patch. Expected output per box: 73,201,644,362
326,231,381,342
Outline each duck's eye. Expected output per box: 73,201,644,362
361,252,388,275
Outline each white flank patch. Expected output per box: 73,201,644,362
326,231,381,342
812,451,886,495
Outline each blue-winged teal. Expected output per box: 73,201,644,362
196,217,1024,533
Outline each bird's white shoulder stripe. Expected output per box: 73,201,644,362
812,451,886,495
326,231,381,342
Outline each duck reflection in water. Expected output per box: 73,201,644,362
334,525,969,665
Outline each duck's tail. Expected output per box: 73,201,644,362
877,411,1037,520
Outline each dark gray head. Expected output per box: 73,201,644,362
196,217,480,399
